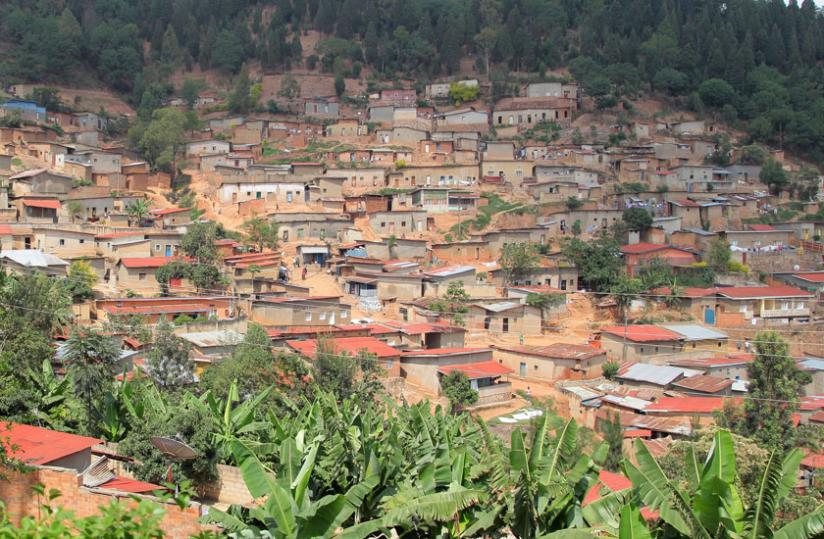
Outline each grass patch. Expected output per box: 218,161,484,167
449,193,524,239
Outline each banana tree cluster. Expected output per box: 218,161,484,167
200,394,824,539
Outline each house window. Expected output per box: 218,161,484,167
502,318,509,332
484,316,491,330
59,239,65,246
305,312,312,322
319,312,326,321
155,244,161,252
340,310,348,319
138,273,146,281
381,222,386,228
79,239,85,244
282,230,289,241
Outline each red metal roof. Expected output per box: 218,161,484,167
748,224,776,231
810,411,824,424
671,375,733,394
619,243,670,254
583,470,659,521
286,337,400,359
623,429,652,438
645,397,729,414
715,285,813,299
119,256,188,269
437,360,512,379
801,396,824,411
802,454,824,469
95,231,144,240
1,422,100,466
100,477,164,493
671,199,700,208
151,206,188,216
600,325,683,342
22,198,60,210
401,347,488,356
794,273,824,283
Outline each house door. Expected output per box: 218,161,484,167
704,307,716,325
519,362,527,378
165,245,172,256
502,318,509,333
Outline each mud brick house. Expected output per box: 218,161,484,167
598,325,685,362
114,256,192,295
619,243,698,277
400,347,512,406
95,296,235,323
493,343,607,381
287,336,401,376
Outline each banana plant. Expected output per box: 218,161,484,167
192,380,274,462
619,429,824,539
204,434,384,538
26,359,73,430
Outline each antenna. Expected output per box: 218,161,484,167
150,436,197,495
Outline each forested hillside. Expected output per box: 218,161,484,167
1,0,824,162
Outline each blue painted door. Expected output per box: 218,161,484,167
165,245,172,256
519,362,527,378
704,308,716,325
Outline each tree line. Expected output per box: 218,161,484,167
2,1,824,164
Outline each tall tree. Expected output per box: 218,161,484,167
144,322,193,389
723,332,811,450
63,328,121,435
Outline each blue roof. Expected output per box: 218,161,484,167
801,359,824,371
2,99,45,113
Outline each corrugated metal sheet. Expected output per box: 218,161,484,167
618,363,702,386
661,324,729,341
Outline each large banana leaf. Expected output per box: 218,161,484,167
694,431,743,534
541,419,578,486
623,439,692,537
773,505,824,539
511,427,529,476
230,439,279,499
743,448,804,539
299,474,380,538
582,487,631,532
618,503,652,539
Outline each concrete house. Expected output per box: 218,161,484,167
425,79,479,99
494,343,607,381
466,301,543,335
9,169,74,195
526,82,579,100
493,97,576,127
0,249,68,276
304,97,340,119
218,176,306,206
64,150,122,175
115,256,187,295
16,198,60,223
435,108,489,128
0,99,46,123
251,296,351,326
368,210,426,236
273,212,350,242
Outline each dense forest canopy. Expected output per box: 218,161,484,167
1,0,824,162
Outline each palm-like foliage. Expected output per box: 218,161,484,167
126,199,153,227
616,430,824,539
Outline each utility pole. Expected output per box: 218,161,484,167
622,295,628,364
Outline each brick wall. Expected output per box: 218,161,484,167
198,464,255,505
0,465,204,539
